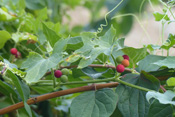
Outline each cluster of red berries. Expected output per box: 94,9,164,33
54,68,70,83
116,55,130,73
10,48,21,58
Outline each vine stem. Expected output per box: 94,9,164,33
45,64,132,76
96,0,124,34
112,13,152,43
161,22,165,56
30,77,118,87
0,82,119,115
160,85,166,92
115,79,152,92
111,54,117,67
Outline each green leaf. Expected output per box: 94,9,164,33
21,39,68,83
167,77,175,86
137,55,165,72
0,30,11,49
70,88,118,117
42,22,62,47
74,26,117,68
161,33,175,50
147,100,173,117
25,0,45,10
153,56,175,68
31,86,53,94
67,36,83,50
110,107,123,117
4,59,18,69
12,32,37,43
122,47,147,68
6,70,32,117
146,90,175,105
153,11,170,21
0,80,19,103
0,8,16,21
116,71,160,117
11,68,26,78
140,71,160,90
146,44,160,52
81,67,109,79
36,7,48,20
149,68,175,81
64,0,81,8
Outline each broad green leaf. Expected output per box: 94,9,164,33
161,33,175,50
166,77,175,86
153,56,175,68
42,22,61,47
0,56,4,61
36,7,48,20
81,67,109,79
64,0,81,8
110,107,123,117
21,39,68,83
65,53,81,63
74,26,117,68
116,71,160,117
146,90,175,105
147,100,173,117
70,88,118,117
0,30,11,49
37,101,53,117
122,47,147,68
0,80,19,103
0,8,16,21
140,71,160,90
150,68,175,81
25,0,45,10
31,86,53,94
4,59,18,69
146,44,160,52
38,31,47,45
137,55,165,72
67,36,83,50
11,68,26,78
12,32,37,43
153,11,170,21
6,70,32,117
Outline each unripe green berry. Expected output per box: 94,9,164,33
116,56,124,63
61,68,70,75
60,75,68,83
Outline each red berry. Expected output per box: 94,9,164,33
54,70,62,78
10,48,18,55
121,59,129,67
15,52,21,58
123,55,129,60
116,64,125,73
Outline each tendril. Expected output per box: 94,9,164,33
96,0,124,35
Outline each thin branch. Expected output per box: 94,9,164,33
45,64,132,76
160,85,166,92
0,82,119,115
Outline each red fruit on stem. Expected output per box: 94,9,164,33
121,59,129,67
54,70,62,78
123,55,129,60
15,52,21,58
10,48,18,55
116,64,125,73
